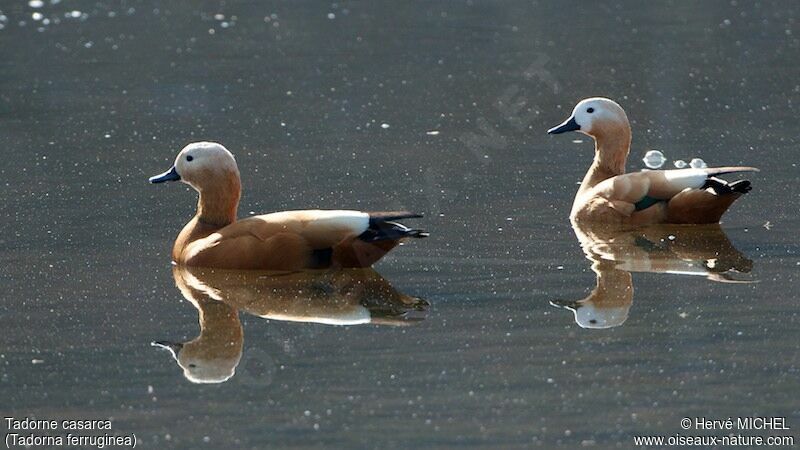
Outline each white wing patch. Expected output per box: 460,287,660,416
258,306,372,325
305,210,371,235
258,210,370,236
663,169,709,190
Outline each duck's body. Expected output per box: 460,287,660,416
548,98,757,225
150,142,427,270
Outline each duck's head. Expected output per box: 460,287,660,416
149,141,240,192
550,298,630,329
547,97,629,139
152,339,242,384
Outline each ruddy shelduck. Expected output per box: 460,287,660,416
548,98,758,225
149,142,427,270
153,266,427,383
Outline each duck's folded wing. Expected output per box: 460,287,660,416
233,210,371,248
591,167,759,212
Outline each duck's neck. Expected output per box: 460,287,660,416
576,125,631,198
172,174,241,261
196,174,241,227
195,299,243,350
590,260,633,306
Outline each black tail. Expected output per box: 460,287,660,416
359,212,428,243
703,177,753,196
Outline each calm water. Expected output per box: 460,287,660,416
2,1,799,448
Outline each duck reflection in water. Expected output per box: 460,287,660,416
153,266,428,383
551,220,754,329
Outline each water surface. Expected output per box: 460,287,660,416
2,1,799,448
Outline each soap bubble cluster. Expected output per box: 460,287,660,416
642,150,708,170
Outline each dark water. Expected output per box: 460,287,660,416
2,1,799,448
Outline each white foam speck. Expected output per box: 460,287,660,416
689,158,707,168
381,123,390,129
642,150,666,169
327,13,336,19
29,0,44,8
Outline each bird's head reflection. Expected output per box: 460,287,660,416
551,259,633,329
154,266,428,383
552,221,754,329
152,267,243,383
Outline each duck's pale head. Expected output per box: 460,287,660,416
149,141,240,192
547,97,629,139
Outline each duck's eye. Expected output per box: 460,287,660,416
188,364,197,368
186,155,194,162
586,107,595,113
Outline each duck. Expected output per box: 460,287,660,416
551,221,754,329
547,98,758,225
153,265,428,383
149,142,428,270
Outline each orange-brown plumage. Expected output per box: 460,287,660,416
150,142,426,270
548,98,758,225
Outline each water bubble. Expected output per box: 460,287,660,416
214,13,224,20
642,150,666,169
29,0,44,8
32,12,43,21
381,123,390,129
327,13,336,19
689,158,707,168
673,159,687,168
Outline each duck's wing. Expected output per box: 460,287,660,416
184,210,426,270
589,167,758,218
242,210,372,247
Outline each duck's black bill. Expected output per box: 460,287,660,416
151,340,183,356
149,166,181,183
547,116,580,134
549,299,581,310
